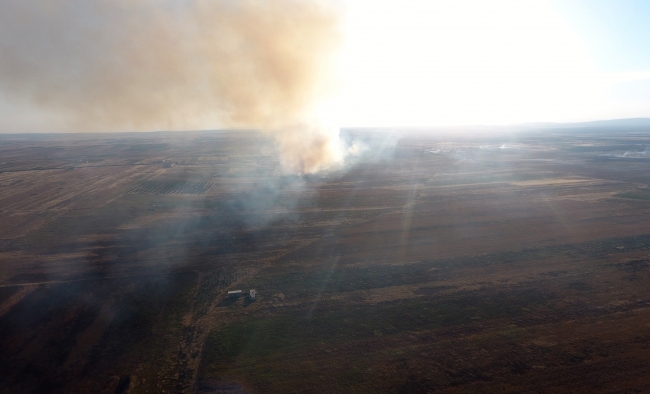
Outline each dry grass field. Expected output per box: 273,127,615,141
2,128,650,393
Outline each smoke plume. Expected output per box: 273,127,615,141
0,0,345,174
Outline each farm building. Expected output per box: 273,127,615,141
226,290,243,299
249,289,256,300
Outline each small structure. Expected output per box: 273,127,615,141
226,290,243,299
249,289,256,300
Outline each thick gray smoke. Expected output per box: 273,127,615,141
0,0,346,174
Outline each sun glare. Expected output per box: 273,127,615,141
333,0,603,127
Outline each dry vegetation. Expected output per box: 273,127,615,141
2,129,650,393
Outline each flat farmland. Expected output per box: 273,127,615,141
2,129,650,393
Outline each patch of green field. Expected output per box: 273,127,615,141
240,234,650,300
241,262,444,298
617,189,650,200
566,281,593,292
129,179,212,195
199,287,555,388
124,143,169,152
427,172,550,186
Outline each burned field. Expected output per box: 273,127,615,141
2,128,650,393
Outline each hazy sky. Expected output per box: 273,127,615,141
334,0,650,127
553,0,650,72
1,0,650,132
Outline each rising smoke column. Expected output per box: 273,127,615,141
0,0,344,174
